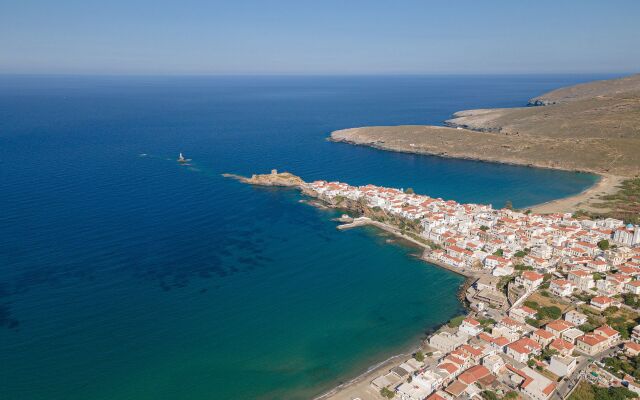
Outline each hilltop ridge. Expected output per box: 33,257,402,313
331,74,640,177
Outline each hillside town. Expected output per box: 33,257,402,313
306,179,640,400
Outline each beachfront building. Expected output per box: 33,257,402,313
429,331,469,353
306,179,631,296
397,372,440,400
459,317,483,336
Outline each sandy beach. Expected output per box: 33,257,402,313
529,173,624,214
314,351,419,400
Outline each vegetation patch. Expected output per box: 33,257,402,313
568,381,638,400
591,178,640,225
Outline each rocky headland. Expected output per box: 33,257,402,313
331,73,640,177
222,170,304,187
330,73,640,217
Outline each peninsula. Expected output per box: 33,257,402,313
330,74,640,221
229,170,640,400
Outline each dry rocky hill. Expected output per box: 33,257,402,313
331,74,640,177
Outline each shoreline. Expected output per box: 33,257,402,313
329,73,640,178
330,135,625,217
528,173,624,214
224,164,618,399
329,133,609,176
312,217,475,400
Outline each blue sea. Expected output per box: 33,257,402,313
0,75,606,399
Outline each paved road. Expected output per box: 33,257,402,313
554,347,618,399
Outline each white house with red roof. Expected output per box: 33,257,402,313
515,271,544,291
588,259,610,272
531,328,555,347
509,305,538,323
624,280,640,295
459,317,483,336
478,332,511,352
549,338,575,356
590,296,619,311
594,325,621,345
523,255,550,270
576,332,609,355
545,320,575,338
549,279,575,297
567,269,595,291
506,337,542,363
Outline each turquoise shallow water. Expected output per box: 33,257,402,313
0,75,603,399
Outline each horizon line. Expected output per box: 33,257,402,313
0,71,637,78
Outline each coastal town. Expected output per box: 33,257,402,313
298,177,640,400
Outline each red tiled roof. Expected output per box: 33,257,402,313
626,342,640,352
578,333,607,346
591,296,614,305
522,271,544,281
534,329,555,339
550,338,574,352
445,380,468,397
508,337,542,354
463,317,480,326
458,365,491,385
546,319,575,332
595,325,619,338
438,362,459,374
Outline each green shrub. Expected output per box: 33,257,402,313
380,387,395,399
448,315,465,328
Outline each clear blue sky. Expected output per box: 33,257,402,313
1,0,639,74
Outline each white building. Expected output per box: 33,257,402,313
429,331,469,352
564,310,588,326
614,225,640,247
548,355,577,377
482,353,505,374
549,279,575,297
459,318,483,336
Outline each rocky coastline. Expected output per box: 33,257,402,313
330,73,640,179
